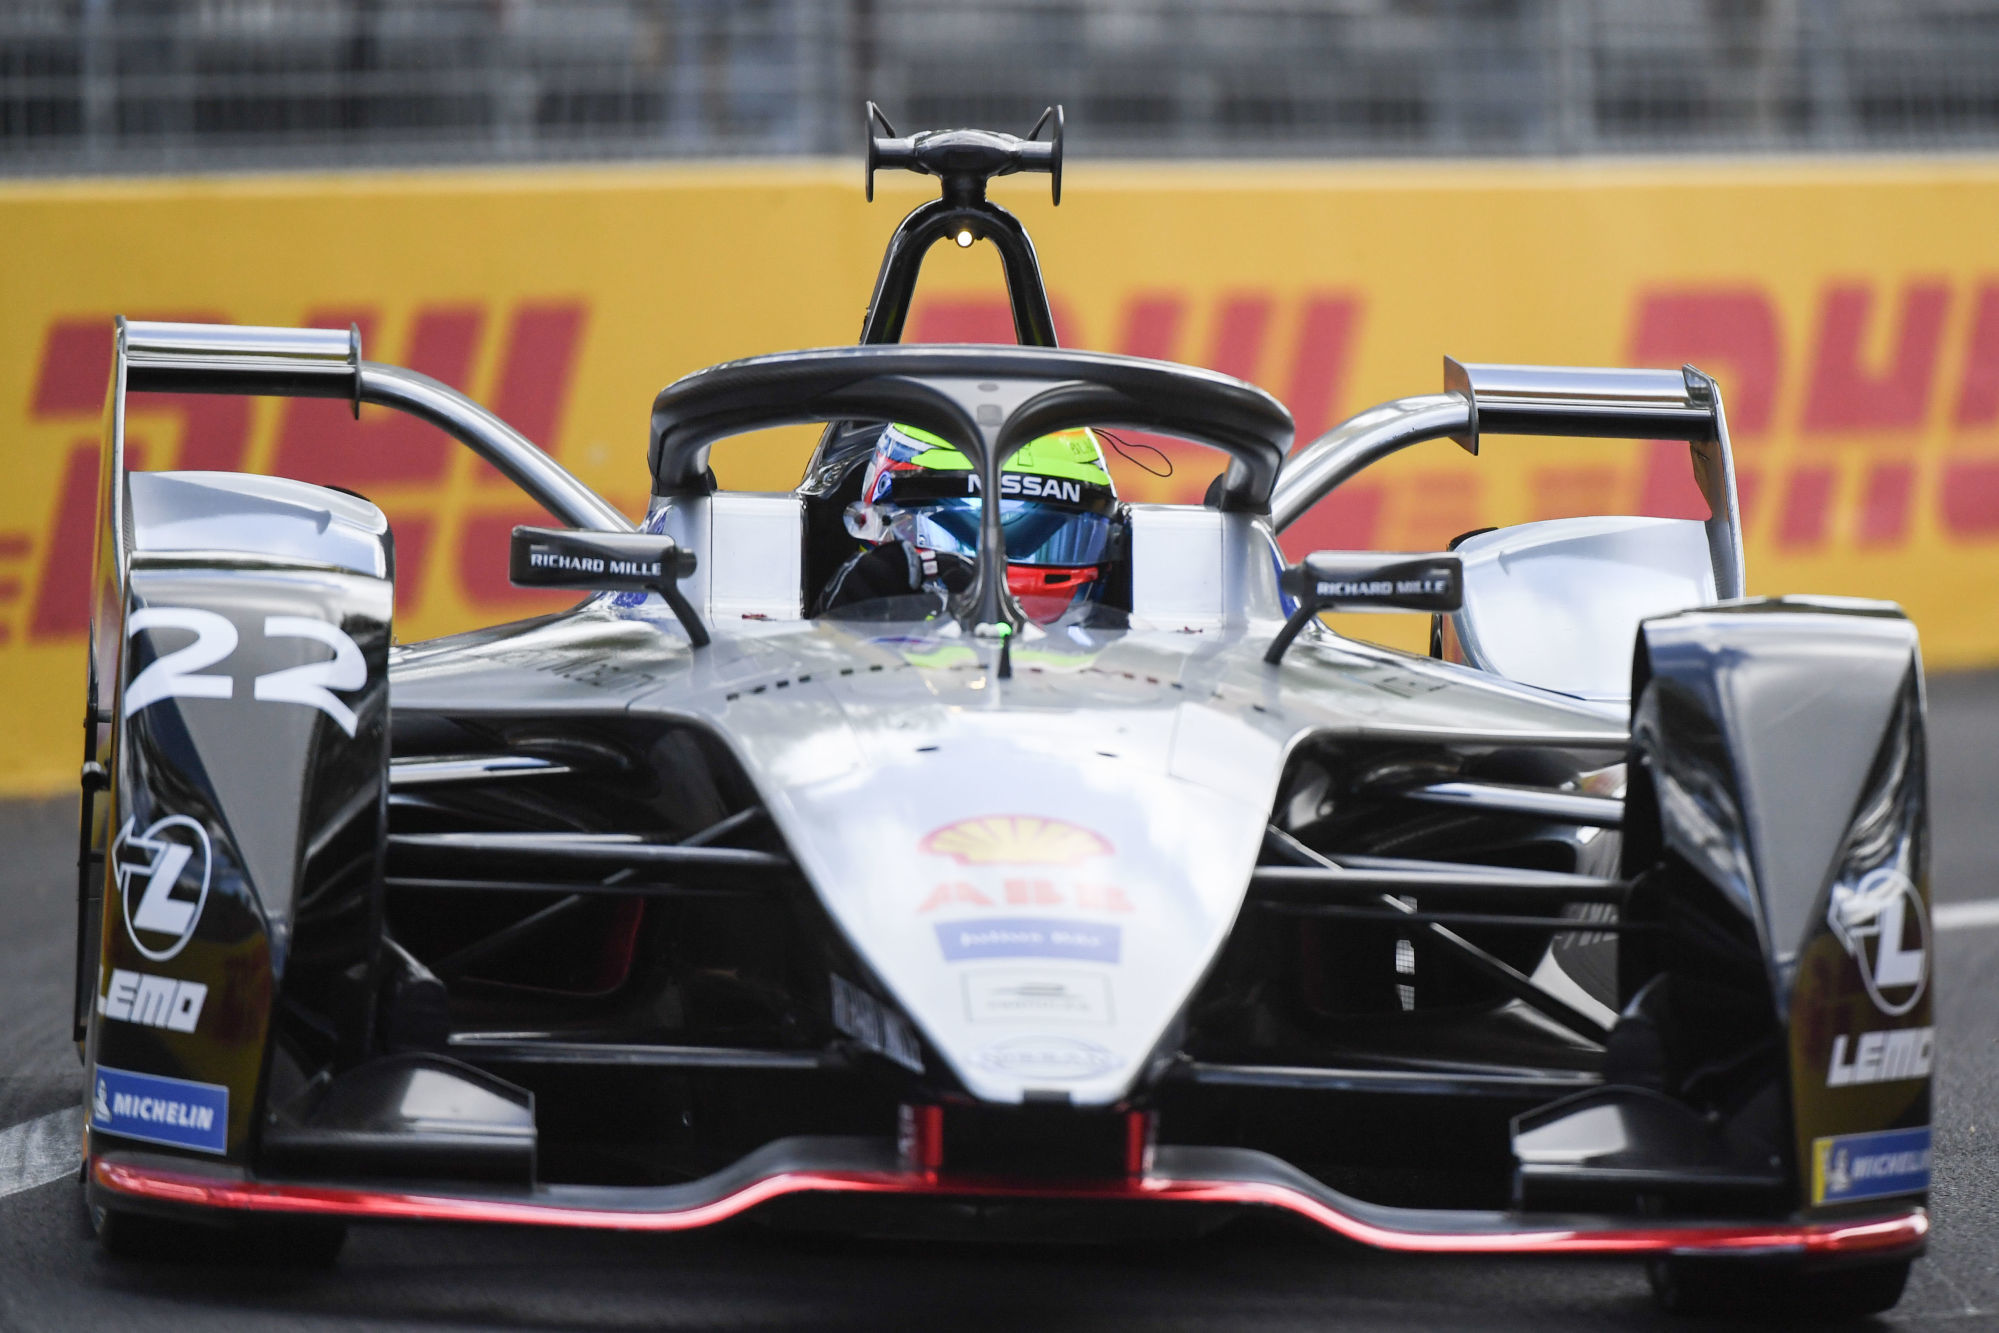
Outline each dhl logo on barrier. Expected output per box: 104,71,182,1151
13,303,591,646
4,161,1999,791
909,279,1999,559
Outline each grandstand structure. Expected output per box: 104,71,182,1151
3,0,1998,172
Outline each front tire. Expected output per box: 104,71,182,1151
92,1201,346,1266
1647,1254,1910,1319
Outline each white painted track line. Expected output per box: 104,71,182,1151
1937,898,1999,932
0,1105,81,1201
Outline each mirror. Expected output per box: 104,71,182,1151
509,526,708,647
1265,551,1462,664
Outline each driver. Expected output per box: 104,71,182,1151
816,422,1122,624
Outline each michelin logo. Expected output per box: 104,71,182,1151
99,968,207,1032
1828,1026,1934,1087
1812,1126,1931,1205
91,1065,228,1155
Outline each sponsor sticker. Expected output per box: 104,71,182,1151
1314,576,1453,599
528,547,663,578
113,815,212,962
828,975,923,1073
90,1065,229,1155
1811,1126,1931,1205
968,472,1090,505
99,968,207,1033
976,1035,1121,1081
935,918,1121,964
965,971,1114,1025
1827,1026,1934,1087
921,816,1112,867
1826,866,1930,1016
917,879,1133,914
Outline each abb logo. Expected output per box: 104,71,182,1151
917,878,1136,914
13,303,587,643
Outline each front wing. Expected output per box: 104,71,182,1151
92,1139,1926,1259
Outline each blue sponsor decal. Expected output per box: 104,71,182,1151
1812,1125,1931,1204
934,918,1121,963
91,1064,228,1155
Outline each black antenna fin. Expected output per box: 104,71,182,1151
864,101,902,202
1026,105,1064,205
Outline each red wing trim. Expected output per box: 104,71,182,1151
92,1157,1927,1257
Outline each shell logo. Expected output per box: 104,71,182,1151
921,816,1113,867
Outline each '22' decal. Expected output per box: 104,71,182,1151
124,609,366,736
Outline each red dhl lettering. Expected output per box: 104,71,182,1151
16,278,1999,653
908,281,1999,557
17,302,588,640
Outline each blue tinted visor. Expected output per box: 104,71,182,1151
905,497,1114,568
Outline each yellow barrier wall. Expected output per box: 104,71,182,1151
6,159,1999,794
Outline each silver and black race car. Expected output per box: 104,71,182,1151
73,110,1932,1317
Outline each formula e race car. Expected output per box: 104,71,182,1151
73,109,1931,1317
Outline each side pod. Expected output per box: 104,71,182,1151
1618,598,1929,1215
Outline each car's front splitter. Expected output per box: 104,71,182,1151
92,1136,1927,1259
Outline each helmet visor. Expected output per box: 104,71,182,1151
904,497,1114,568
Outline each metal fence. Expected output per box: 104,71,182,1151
7,0,1999,173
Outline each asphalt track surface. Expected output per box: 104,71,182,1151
5,678,1999,1330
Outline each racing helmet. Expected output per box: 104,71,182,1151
846,422,1120,623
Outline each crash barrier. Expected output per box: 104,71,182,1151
5,157,1999,791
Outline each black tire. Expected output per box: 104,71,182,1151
93,1202,346,1267
1647,1254,1911,1319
